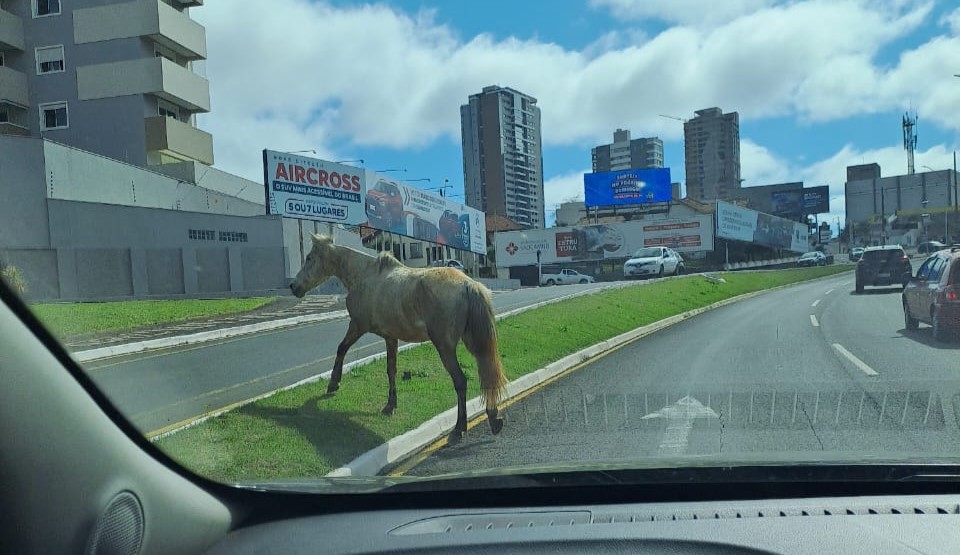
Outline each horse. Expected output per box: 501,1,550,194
289,234,507,443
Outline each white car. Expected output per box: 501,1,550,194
540,268,595,286
623,247,684,279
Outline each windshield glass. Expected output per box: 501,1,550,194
3,0,960,494
632,248,662,258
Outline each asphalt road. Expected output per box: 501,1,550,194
83,281,616,435
405,269,960,477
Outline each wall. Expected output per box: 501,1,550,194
0,136,50,247
846,170,956,224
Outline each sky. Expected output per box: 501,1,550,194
193,0,960,230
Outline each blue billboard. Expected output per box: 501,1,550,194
583,168,672,208
770,185,830,218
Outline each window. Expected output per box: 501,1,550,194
35,45,64,75
158,99,182,121
33,0,60,17
927,258,946,283
218,231,248,243
38,102,68,130
409,243,423,259
0,106,8,123
0,53,5,67
188,229,215,241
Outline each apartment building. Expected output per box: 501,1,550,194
461,85,545,229
0,0,212,167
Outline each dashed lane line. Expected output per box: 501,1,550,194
832,343,879,376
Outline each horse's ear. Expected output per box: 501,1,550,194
311,233,331,245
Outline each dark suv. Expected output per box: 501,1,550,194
855,245,912,293
902,247,960,341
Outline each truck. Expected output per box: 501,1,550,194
540,269,595,286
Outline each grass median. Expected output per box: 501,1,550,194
31,297,275,338
156,265,851,481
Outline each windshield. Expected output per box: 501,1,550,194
632,248,662,258
3,0,960,495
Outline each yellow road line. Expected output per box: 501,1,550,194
386,330,651,477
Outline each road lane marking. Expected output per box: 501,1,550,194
832,343,879,376
810,315,819,327
811,299,821,307
824,288,835,295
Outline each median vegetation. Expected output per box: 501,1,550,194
156,265,850,481
31,297,275,338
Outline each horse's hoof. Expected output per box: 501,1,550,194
490,418,504,435
326,384,339,395
447,430,464,445
381,405,395,416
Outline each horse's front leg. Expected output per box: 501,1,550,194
328,319,363,394
382,337,398,415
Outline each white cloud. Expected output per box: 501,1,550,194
193,0,953,183
543,169,589,211
590,0,777,27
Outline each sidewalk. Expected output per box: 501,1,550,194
64,294,345,350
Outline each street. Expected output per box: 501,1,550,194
83,281,615,435
404,269,960,477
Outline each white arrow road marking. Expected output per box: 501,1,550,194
642,396,719,455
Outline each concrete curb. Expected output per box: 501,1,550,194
326,269,852,477
147,282,641,440
74,310,349,363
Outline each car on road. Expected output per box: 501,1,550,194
855,245,912,293
430,259,466,273
623,247,684,279
796,251,827,267
540,268,595,286
848,247,864,262
916,241,947,255
902,247,960,341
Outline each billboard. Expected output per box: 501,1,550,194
264,150,367,225
716,200,808,252
770,185,830,218
583,168,672,207
494,215,713,267
363,172,486,255
264,150,486,255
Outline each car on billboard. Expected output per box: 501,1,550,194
437,209,470,249
623,247,684,279
365,180,404,231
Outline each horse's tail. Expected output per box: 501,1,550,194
462,282,507,409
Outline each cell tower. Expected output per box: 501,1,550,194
903,112,917,175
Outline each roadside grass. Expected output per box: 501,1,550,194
156,265,851,481
30,297,275,338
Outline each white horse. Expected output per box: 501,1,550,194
290,234,506,442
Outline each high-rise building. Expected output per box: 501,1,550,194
591,128,663,173
683,107,740,201
0,0,212,167
461,85,545,229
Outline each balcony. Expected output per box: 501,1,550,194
0,7,24,51
78,56,210,112
0,102,28,136
145,115,214,165
0,65,28,107
74,0,206,60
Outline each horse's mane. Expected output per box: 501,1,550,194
376,251,401,273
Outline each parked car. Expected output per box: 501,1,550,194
917,241,947,255
430,259,466,273
797,251,827,267
902,247,960,341
855,245,912,293
848,247,865,262
540,268,595,286
623,247,684,279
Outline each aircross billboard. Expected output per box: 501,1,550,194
263,150,486,254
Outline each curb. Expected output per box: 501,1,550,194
326,269,852,477
147,281,643,440
74,310,348,363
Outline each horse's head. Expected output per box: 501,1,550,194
290,234,336,298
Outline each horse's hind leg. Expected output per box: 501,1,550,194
382,338,398,415
435,342,468,444
328,319,363,394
